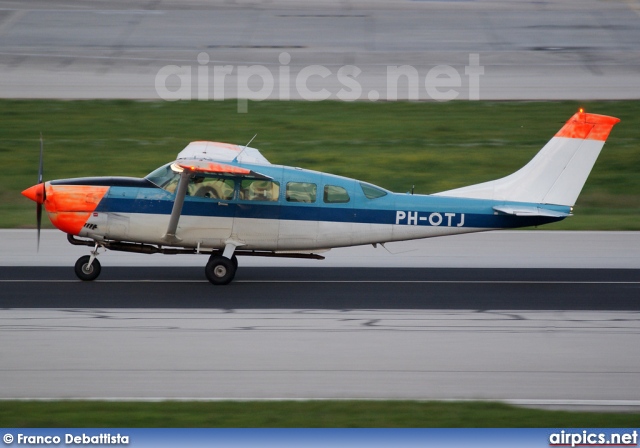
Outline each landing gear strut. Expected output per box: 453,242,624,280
74,244,102,281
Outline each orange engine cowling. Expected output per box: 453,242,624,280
22,182,109,235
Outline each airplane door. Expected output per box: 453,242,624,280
232,177,282,250
179,176,236,247
316,176,356,248
277,173,357,250
277,176,323,250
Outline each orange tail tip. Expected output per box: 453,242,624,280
555,111,621,141
22,183,46,204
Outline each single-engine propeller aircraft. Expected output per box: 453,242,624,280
23,110,619,285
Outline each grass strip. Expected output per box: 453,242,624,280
2,99,639,229
0,400,639,428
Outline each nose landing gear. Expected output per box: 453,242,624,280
74,244,102,281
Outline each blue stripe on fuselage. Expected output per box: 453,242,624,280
94,186,568,229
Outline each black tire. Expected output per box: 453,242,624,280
205,255,236,285
74,255,101,281
212,250,238,270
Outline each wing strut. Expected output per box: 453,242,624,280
163,170,191,243
161,159,272,243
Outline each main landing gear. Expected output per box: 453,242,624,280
205,243,239,285
204,254,238,285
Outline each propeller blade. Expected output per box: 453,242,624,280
37,202,42,252
38,132,44,184
37,132,44,251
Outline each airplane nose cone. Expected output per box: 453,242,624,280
22,183,46,204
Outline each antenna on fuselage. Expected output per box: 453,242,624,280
232,134,257,163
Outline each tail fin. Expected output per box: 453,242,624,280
434,111,620,206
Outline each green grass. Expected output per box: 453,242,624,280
0,401,638,427
2,99,639,229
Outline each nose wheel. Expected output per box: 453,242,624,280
74,255,102,281
74,243,102,281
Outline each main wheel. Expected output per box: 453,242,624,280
212,251,238,270
74,255,101,281
205,255,236,285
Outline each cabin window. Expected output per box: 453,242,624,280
323,185,350,203
189,176,235,200
145,163,182,193
286,182,317,203
240,179,280,202
360,182,387,199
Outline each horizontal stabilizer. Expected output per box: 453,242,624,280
493,205,571,218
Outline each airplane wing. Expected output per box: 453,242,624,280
175,159,271,179
177,141,271,166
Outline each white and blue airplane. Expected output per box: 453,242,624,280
22,110,619,284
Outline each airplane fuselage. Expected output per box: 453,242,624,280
48,162,569,253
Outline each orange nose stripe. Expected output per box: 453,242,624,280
22,183,46,204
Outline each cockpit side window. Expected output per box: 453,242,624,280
189,176,235,200
145,163,182,193
324,185,350,203
286,182,317,203
240,179,280,202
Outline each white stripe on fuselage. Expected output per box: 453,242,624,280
79,212,485,251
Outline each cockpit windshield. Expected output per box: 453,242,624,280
145,162,182,193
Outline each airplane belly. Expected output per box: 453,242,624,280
231,217,280,250
274,221,485,252
122,213,234,248
174,215,234,247
278,220,320,250
391,224,485,241
232,203,281,250
106,213,130,240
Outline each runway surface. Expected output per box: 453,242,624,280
2,266,640,406
2,231,639,406
2,306,640,406
1,0,639,100
2,267,640,310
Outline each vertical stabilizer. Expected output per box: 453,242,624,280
434,111,620,206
